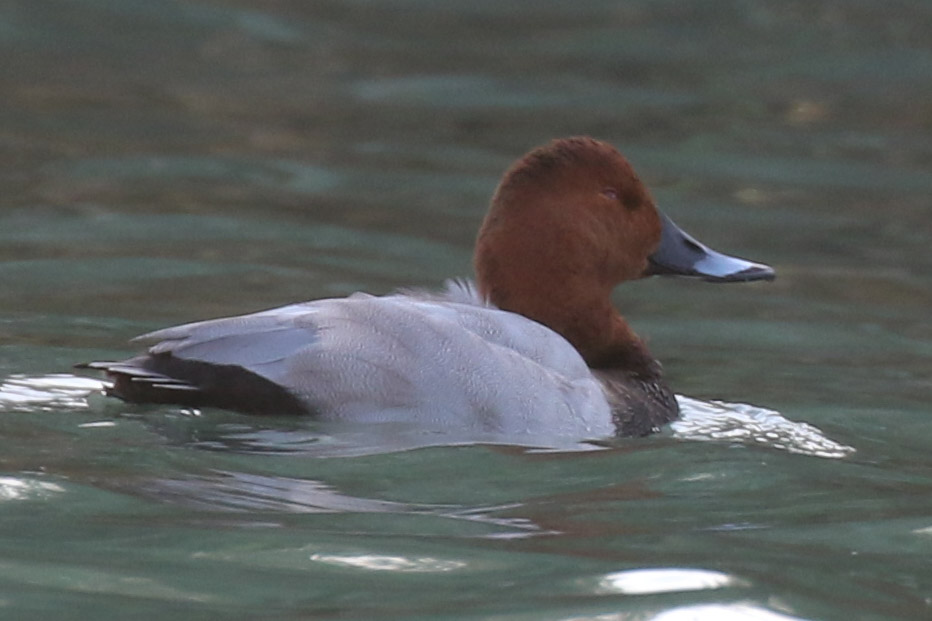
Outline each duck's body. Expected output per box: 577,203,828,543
80,137,773,437
88,282,654,436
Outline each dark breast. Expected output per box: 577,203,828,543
591,369,679,437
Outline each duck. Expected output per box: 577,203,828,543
78,137,774,438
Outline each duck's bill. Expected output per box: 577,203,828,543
646,213,775,283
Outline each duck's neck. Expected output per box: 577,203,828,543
585,303,659,375
480,278,660,378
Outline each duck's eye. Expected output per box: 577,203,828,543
601,188,619,201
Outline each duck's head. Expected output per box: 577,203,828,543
474,137,774,367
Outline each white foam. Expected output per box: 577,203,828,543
0,373,104,412
673,396,855,459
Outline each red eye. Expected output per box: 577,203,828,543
601,188,619,201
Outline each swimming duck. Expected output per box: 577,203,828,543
79,137,774,437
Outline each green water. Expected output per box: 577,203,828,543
1,1,931,619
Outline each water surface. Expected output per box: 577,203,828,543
1,1,931,619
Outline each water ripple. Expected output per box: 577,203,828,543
0,373,103,412
136,470,548,539
674,396,855,459
308,552,466,573
0,374,855,459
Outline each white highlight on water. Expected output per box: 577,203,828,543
308,552,466,573
0,476,65,501
0,373,104,411
673,396,855,459
596,567,737,595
